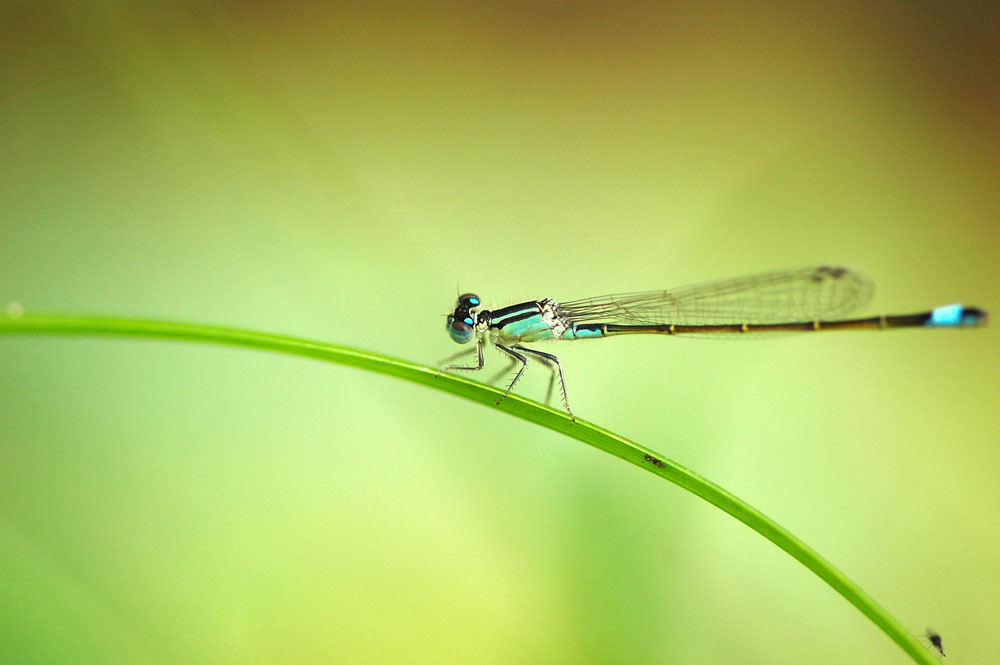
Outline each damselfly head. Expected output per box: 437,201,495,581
446,293,481,344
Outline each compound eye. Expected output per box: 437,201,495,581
457,293,481,308
447,315,475,344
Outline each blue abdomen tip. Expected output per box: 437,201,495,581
928,304,988,327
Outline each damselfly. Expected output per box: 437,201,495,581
442,266,987,420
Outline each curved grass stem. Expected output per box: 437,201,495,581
0,312,937,664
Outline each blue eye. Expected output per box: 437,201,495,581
447,315,474,344
458,293,480,308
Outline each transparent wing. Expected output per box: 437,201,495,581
554,266,875,326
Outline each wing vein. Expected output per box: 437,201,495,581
555,266,875,327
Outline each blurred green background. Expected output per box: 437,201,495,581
2,3,998,663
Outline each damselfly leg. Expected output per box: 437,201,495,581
516,346,573,420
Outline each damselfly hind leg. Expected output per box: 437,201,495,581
516,345,574,421
532,356,557,406
497,348,556,405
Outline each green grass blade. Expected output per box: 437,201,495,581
0,312,937,664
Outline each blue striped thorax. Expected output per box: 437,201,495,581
447,295,616,345
447,295,582,345
486,299,563,342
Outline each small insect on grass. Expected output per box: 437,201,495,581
923,628,945,658
643,454,666,469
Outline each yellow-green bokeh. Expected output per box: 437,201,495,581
2,4,998,663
